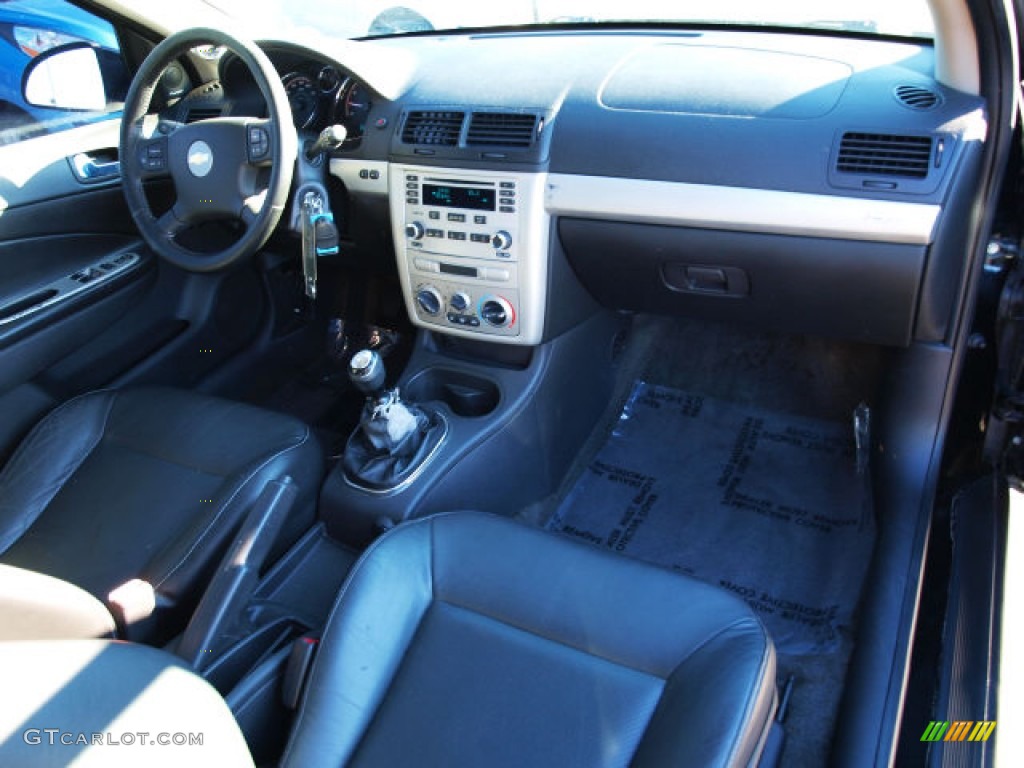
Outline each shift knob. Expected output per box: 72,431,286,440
349,349,386,395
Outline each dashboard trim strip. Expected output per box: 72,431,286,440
544,174,940,245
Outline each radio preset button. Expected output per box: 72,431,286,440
448,231,467,241
470,234,490,244
447,213,466,223
474,215,487,224
499,206,516,213
426,228,444,238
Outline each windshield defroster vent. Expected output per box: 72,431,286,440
401,111,465,146
466,112,539,148
836,132,933,179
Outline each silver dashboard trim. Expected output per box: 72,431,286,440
390,163,551,346
544,174,941,245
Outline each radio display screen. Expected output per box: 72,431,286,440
423,184,495,211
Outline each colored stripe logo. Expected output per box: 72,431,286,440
920,721,997,742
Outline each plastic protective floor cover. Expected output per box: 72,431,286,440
548,381,876,654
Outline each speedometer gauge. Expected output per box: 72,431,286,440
283,73,319,128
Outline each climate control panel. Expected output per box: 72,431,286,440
389,164,550,344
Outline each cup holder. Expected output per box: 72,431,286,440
404,368,500,418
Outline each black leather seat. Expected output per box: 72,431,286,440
0,512,776,766
0,387,322,640
282,512,777,767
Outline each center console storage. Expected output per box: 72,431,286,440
403,367,500,418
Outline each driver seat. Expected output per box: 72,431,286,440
0,387,322,641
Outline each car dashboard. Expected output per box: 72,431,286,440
193,27,986,349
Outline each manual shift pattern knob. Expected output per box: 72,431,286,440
349,349,386,395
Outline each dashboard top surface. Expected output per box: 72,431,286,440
243,28,984,204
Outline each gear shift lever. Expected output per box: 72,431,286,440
348,349,386,396
342,349,445,491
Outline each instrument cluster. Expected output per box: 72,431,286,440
280,62,373,147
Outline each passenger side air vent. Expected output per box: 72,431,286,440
894,84,941,111
836,132,933,179
401,110,465,146
466,112,539,148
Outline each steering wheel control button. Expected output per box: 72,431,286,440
139,139,167,172
415,286,443,316
247,126,270,161
186,140,214,177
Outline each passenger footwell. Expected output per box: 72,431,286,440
547,381,875,655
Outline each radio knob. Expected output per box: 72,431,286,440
491,230,512,250
415,286,443,316
480,296,514,328
405,221,425,241
450,292,471,312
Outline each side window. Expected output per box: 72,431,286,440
0,0,126,146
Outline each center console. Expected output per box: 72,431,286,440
389,164,550,345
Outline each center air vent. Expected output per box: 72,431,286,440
466,112,538,148
836,132,933,179
401,111,465,146
894,84,941,111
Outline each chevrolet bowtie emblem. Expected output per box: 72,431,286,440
187,141,213,177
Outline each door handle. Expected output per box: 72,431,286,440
70,151,120,183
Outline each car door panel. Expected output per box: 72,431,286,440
0,120,172,459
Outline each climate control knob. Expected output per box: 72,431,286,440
405,221,425,240
479,296,514,328
491,230,512,250
450,292,471,312
415,285,443,316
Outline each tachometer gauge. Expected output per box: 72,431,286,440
283,73,319,128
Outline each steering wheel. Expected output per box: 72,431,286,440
120,28,297,272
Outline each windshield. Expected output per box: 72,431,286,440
201,0,935,42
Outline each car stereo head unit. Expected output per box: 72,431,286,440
390,165,550,345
